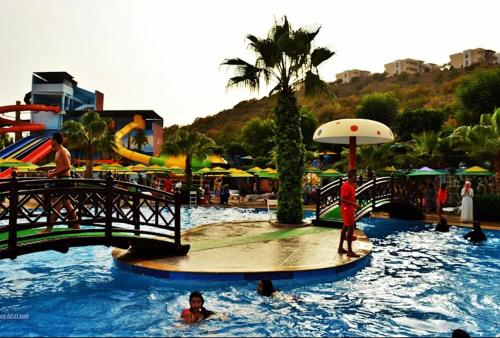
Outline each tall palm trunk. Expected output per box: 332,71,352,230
495,154,500,194
275,90,305,224
85,145,94,178
185,154,193,188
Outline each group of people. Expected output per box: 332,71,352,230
424,180,475,223
181,279,283,324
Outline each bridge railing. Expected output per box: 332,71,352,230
0,172,183,258
316,176,422,220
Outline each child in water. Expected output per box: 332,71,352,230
180,291,214,324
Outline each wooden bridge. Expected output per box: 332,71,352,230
313,176,424,227
0,172,189,259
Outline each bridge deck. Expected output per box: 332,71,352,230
113,221,372,281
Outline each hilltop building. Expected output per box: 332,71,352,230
449,48,497,69
384,58,438,76
335,69,371,84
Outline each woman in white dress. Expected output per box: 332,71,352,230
460,180,474,222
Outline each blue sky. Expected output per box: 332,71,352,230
0,0,499,126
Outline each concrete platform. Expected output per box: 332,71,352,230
112,221,372,281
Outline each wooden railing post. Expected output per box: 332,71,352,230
8,171,19,258
390,175,394,203
105,172,113,243
315,186,321,220
372,177,377,210
133,191,140,236
174,187,181,246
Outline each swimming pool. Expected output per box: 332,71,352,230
0,208,498,336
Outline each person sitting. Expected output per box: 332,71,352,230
464,221,487,244
257,279,277,297
452,329,471,338
180,291,214,324
435,217,450,232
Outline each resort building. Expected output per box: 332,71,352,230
449,48,497,69
384,58,426,77
28,71,163,157
30,72,103,133
335,69,371,84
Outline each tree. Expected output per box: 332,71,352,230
132,129,148,151
240,117,275,159
455,68,500,125
450,108,500,193
163,129,215,188
223,16,334,224
300,107,318,150
394,108,446,141
61,110,115,178
356,92,399,127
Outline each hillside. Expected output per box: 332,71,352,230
186,65,496,144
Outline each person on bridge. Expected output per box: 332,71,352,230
39,132,80,233
338,170,361,257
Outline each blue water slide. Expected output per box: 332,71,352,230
15,137,50,160
0,136,36,159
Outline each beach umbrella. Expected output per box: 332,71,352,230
260,168,277,174
314,118,395,170
247,166,263,173
319,169,343,178
100,162,127,172
15,163,40,172
167,166,185,174
305,166,322,174
257,171,279,179
457,166,493,176
128,164,148,172
207,166,230,174
407,167,442,176
147,164,170,172
194,167,211,175
0,159,33,167
230,170,254,178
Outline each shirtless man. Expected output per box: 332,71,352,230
39,132,79,233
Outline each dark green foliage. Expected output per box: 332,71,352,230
240,117,275,158
299,107,318,150
275,90,305,224
473,194,500,222
224,142,247,156
455,68,500,125
395,108,446,141
356,92,399,126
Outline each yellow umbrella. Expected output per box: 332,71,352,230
247,166,263,173
128,164,148,172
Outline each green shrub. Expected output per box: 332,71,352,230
473,194,500,222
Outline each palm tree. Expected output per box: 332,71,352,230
222,16,335,224
133,129,148,152
61,110,115,178
450,108,500,192
406,131,443,168
163,129,215,187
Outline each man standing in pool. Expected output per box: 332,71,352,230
39,132,80,233
338,170,361,257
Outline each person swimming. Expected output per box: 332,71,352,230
435,217,450,232
180,291,214,324
257,279,277,297
464,221,487,244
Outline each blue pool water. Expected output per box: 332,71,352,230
0,208,498,337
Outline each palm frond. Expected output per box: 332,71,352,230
311,47,335,67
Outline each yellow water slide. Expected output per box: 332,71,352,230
114,114,226,167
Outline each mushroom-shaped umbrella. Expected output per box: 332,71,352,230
313,119,394,170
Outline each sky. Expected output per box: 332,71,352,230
0,0,499,126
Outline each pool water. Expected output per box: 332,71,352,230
0,208,498,337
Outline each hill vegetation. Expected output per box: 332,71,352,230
185,65,499,145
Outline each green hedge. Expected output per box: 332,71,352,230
473,194,500,222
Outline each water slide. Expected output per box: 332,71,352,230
0,104,60,178
114,114,225,168
0,104,60,134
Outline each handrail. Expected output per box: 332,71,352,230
0,171,187,259
315,175,422,221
